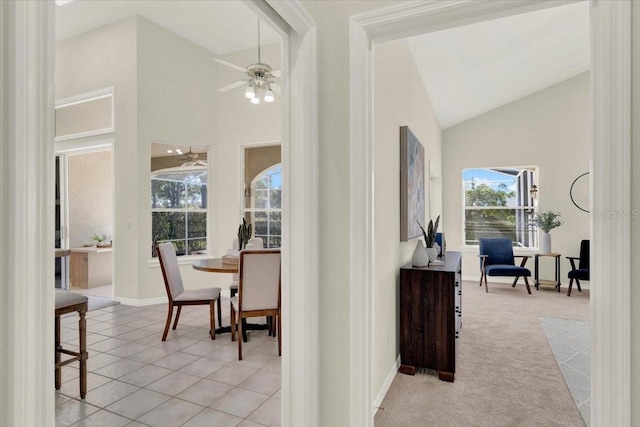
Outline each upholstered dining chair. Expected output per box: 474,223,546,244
156,242,222,341
567,239,589,296
231,249,281,360
478,237,532,294
229,237,264,298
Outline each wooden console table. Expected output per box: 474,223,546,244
399,251,462,382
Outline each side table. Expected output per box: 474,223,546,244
534,253,561,292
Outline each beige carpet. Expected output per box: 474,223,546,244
375,280,589,427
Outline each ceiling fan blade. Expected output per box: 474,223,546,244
212,58,247,73
218,80,247,92
270,83,281,96
272,69,281,78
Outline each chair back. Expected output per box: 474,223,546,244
239,249,281,311
479,238,515,266
156,242,184,301
579,240,590,270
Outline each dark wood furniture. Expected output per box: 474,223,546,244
399,251,462,382
55,290,89,398
534,253,561,291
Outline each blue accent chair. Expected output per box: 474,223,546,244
479,238,532,294
567,240,589,297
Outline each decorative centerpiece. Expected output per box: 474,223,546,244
532,211,563,253
90,233,111,248
413,215,440,267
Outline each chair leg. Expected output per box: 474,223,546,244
79,307,87,399
55,315,61,390
511,276,519,287
172,305,182,330
162,304,174,341
479,272,483,287
567,278,574,296
231,305,236,342
242,319,248,342
238,315,244,360
209,301,216,340
524,277,532,294
576,279,582,293
216,297,222,331
484,272,489,293
277,312,282,356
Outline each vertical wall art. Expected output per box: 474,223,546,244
400,125,425,241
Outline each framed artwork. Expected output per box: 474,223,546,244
400,125,425,241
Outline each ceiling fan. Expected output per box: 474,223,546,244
213,19,281,104
178,147,207,167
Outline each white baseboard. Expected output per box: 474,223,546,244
373,355,401,416
113,296,167,307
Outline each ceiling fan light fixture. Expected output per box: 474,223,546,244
245,85,256,99
264,89,275,103
250,96,261,105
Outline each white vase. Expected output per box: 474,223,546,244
426,247,439,262
412,241,429,267
541,232,552,254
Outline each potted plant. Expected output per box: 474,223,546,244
90,233,110,248
414,215,440,265
532,211,563,253
237,218,253,250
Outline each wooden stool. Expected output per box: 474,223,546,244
54,290,89,399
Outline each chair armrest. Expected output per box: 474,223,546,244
514,255,529,267
566,256,579,270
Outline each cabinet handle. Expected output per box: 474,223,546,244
455,331,459,339
455,281,459,287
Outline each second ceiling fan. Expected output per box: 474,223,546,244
213,18,281,104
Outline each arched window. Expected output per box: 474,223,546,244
245,163,281,248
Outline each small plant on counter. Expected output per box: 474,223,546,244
237,218,253,250
90,233,110,247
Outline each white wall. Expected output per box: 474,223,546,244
442,72,590,282
135,17,221,299
372,39,442,401
215,42,281,258
68,150,112,248
56,17,138,299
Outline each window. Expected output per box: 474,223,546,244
463,167,537,246
151,142,208,256
245,163,282,248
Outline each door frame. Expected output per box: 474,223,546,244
349,0,630,425
0,1,319,426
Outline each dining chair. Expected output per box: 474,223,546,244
231,249,281,360
478,237,532,294
229,237,264,298
156,242,222,341
567,239,589,296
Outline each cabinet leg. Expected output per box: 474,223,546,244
399,364,416,375
438,371,454,382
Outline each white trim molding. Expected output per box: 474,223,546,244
350,0,631,426
259,1,320,426
590,1,631,425
374,355,401,416
0,1,56,426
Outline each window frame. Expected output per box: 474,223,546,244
462,166,538,248
243,163,282,248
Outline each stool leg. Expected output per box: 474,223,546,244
79,307,87,399
55,315,61,390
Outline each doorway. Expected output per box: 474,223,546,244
56,146,114,299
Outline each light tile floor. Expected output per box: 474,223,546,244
540,317,590,426
55,299,281,427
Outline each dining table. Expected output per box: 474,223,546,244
192,258,270,341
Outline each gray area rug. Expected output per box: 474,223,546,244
87,295,119,311
540,317,590,426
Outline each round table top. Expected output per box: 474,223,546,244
192,258,238,273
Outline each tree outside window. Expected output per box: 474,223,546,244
463,167,537,246
151,170,207,256
245,164,281,248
